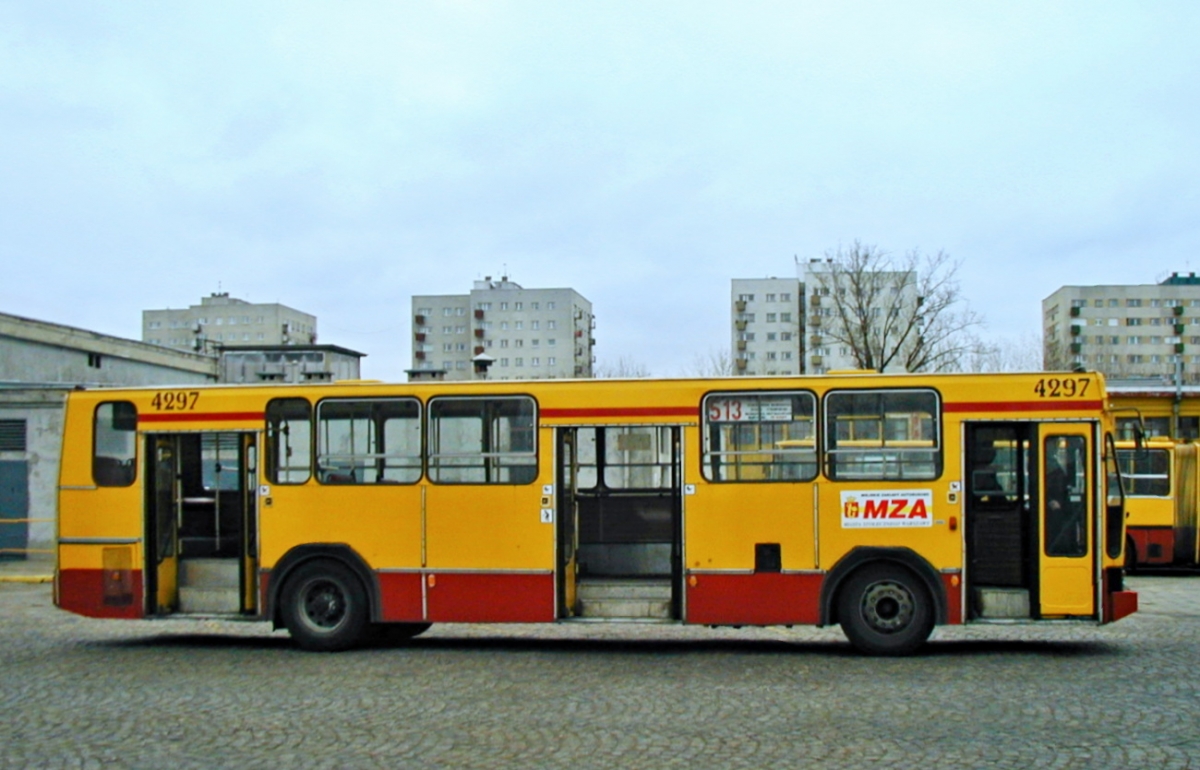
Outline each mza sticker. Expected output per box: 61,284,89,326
841,490,933,528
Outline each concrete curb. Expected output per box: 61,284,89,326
0,575,53,584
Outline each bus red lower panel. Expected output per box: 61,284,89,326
425,572,554,623
377,572,424,622
940,572,964,625
1129,527,1174,565
57,568,144,619
686,572,821,625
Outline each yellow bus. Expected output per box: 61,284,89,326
1108,382,1200,442
1117,438,1200,569
55,371,1137,655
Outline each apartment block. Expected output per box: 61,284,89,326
411,277,594,380
1043,272,1200,382
731,278,803,375
733,259,920,376
143,293,317,353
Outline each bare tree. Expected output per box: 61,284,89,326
808,242,982,373
1042,334,1072,372
685,347,734,377
593,355,652,378
967,332,1046,372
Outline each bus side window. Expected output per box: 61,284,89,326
316,398,422,485
969,428,1018,507
1116,447,1170,497
93,401,137,487
1104,434,1125,560
701,391,817,482
603,426,675,489
824,389,941,481
428,396,537,484
267,398,313,484
1044,435,1088,558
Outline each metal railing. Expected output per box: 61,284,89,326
0,517,55,558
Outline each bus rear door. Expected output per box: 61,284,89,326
965,422,1097,620
1037,424,1095,617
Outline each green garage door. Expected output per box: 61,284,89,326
0,461,29,560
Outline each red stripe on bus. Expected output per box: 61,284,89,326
685,572,821,625
943,400,1103,413
138,412,264,424
541,406,698,419
377,572,425,622
1128,527,1176,567
425,572,554,623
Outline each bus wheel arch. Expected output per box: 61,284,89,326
820,547,944,655
269,544,380,632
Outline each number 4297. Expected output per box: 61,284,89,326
1033,378,1090,398
150,391,200,411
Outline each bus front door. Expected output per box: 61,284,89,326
1037,424,1095,617
144,432,258,617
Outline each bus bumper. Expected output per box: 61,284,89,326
1103,567,1137,622
1108,590,1138,622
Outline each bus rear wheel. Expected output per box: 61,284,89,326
282,560,369,652
369,622,432,644
838,564,933,656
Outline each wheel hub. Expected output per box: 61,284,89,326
860,581,914,633
303,581,346,629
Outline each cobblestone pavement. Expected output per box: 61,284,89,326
2,576,1199,769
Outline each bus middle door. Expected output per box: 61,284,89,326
556,428,580,617
1037,423,1095,618
147,435,179,614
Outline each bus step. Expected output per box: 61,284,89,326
177,588,240,615
974,587,1031,619
576,579,672,620
178,558,241,614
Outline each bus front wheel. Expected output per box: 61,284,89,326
838,564,933,656
369,622,432,644
282,560,369,652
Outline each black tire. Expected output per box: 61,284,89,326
838,564,933,656
369,622,432,645
282,560,369,652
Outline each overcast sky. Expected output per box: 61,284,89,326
2,2,1197,380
